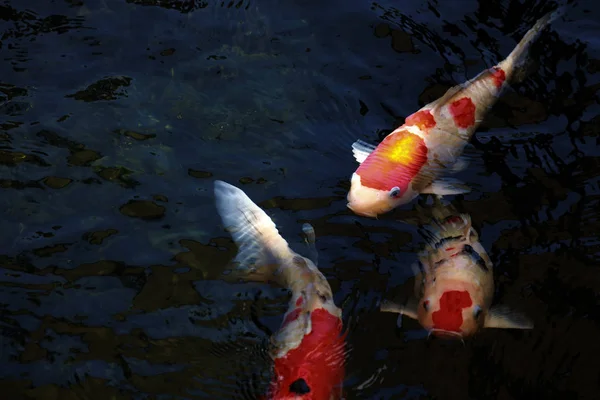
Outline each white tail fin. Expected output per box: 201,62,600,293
214,180,290,278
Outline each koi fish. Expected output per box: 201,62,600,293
380,196,533,339
213,180,346,399
347,9,564,217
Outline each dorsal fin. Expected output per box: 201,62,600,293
302,223,319,266
427,82,467,113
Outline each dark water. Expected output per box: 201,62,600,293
1,0,599,398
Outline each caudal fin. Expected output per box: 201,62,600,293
499,7,565,82
214,180,290,281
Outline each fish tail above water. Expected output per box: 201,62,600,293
214,180,291,282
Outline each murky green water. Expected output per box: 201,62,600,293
1,0,599,399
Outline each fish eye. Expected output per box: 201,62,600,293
289,378,311,395
423,300,430,311
473,305,482,319
389,186,401,198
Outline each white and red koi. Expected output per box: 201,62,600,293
213,180,346,399
381,196,533,339
347,9,564,217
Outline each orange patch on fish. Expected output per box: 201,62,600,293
405,109,436,130
356,131,428,192
270,308,345,399
490,67,506,89
448,97,476,129
432,290,472,332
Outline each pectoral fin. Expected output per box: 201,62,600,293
450,156,470,173
420,178,471,196
351,140,376,164
484,305,534,329
380,298,418,328
410,262,425,298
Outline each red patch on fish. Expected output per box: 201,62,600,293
268,308,346,400
444,215,463,225
405,109,436,130
296,296,303,306
490,67,506,89
356,130,428,192
282,308,302,327
431,290,472,332
448,97,476,129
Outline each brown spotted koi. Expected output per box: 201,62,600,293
347,9,564,217
213,180,346,400
381,196,533,339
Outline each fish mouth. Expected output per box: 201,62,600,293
346,202,378,218
428,328,464,340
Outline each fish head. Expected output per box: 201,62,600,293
347,173,416,217
267,258,346,400
417,276,487,339
347,129,428,217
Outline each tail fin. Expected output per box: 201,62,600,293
214,180,290,281
499,7,565,81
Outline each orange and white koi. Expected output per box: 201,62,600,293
213,180,346,400
347,9,564,217
381,196,533,339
